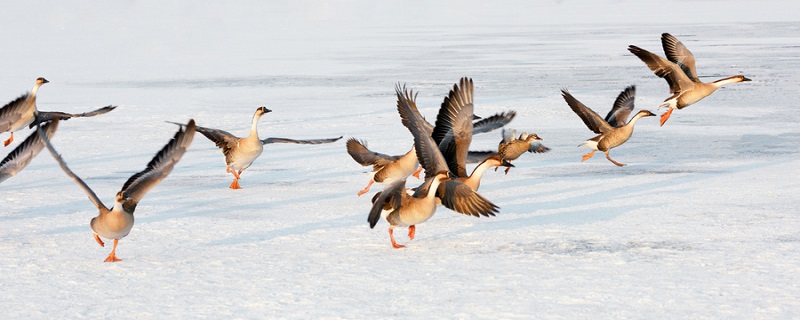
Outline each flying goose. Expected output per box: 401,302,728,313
172,107,342,189
0,119,59,183
563,86,654,167
467,128,550,174
38,119,196,262
628,33,751,126
0,77,116,146
368,84,498,248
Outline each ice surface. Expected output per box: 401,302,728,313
1,1,799,318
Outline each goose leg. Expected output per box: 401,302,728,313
581,150,596,162
504,166,512,175
412,166,423,179
389,227,405,249
227,168,243,189
93,233,105,247
357,180,374,197
408,225,416,240
605,152,625,167
104,239,122,262
660,108,674,127
3,132,13,146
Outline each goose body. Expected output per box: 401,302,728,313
628,33,751,126
346,138,421,196
39,119,196,262
0,119,59,183
0,78,48,146
563,86,655,167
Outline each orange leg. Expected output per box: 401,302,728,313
412,166,423,179
581,150,596,162
3,132,13,147
504,166,512,175
93,233,105,247
227,168,243,189
408,225,416,240
104,239,122,262
660,108,674,127
389,227,405,249
357,180,375,197
605,152,625,167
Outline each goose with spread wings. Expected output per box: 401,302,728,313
171,107,341,189
563,85,654,167
628,33,750,126
467,128,550,174
0,119,59,183
368,84,498,249
39,119,196,262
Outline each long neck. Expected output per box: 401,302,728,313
465,159,495,191
248,114,261,138
711,76,743,88
30,83,42,99
626,113,648,127
424,176,445,201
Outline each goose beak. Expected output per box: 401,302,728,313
259,106,272,114
742,76,752,82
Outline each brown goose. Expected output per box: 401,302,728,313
563,86,655,167
172,107,341,189
346,139,421,196
368,84,498,249
0,119,59,183
628,33,751,126
39,120,196,262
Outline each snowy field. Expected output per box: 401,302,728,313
1,1,799,318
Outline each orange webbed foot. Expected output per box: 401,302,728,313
229,179,242,189
581,150,596,162
3,133,12,147
104,239,122,262
93,233,105,247
660,109,674,127
408,225,416,240
412,166,423,179
389,227,405,249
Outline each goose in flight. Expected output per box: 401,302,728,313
467,128,550,174
172,107,341,189
563,86,654,167
628,33,750,126
368,84,498,248
38,119,196,262
0,119,59,183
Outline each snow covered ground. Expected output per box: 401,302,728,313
1,1,799,318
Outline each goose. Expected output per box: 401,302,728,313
628,33,751,126
346,139,421,196
563,86,654,167
0,77,116,146
0,119,59,183
172,107,342,189
38,119,196,262
468,128,550,174
368,84,498,248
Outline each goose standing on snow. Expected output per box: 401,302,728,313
38,120,196,262
368,84,498,249
174,107,341,189
628,33,751,126
564,86,655,167
0,77,116,146
0,119,59,183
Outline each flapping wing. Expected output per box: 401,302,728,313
628,45,695,94
501,128,517,144
37,119,109,211
604,85,636,127
528,141,550,153
0,94,32,132
31,105,117,128
472,111,516,135
395,84,449,179
169,121,238,153
433,77,475,177
661,33,699,82
437,180,498,217
0,119,59,183
346,138,399,167
561,89,613,134
466,150,495,164
367,179,405,228
120,120,195,204
262,136,341,145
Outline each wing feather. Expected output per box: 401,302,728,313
31,105,117,128
604,85,636,127
262,136,341,145
562,89,613,134
661,33,699,82
0,119,59,183
628,45,695,93
395,84,449,178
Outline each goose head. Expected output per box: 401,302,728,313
255,106,272,117
35,77,49,85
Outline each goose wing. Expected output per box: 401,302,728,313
472,111,516,135
262,136,341,145
395,84,449,178
0,94,32,132
628,45,695,93
604,85,636,127
346,138,400,167
31,105,117,128
120,120,195,205
528,141,551,153
661,33,699,82
0,119,59,183
37,119,109,211
562,89,613,134
169,121,238,155
432,77,474,178
466,150,495,164
367,179,405,228
437,180,498,217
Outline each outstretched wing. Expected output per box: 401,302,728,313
121,120,196,204
31,105,117,128
0,119,59,183
628,45,695,94
562,89,613,134
432,77,475,177
661,33,699,82
168,121,238,155
37,119,109,212
0,94,32,132
437,180,498,217
395,84,449,179
604,85,636,127
346,138,399,167
472,111,516,135
528,141,550,153
367,179,405,228
466,150,495,164
262,136,341,145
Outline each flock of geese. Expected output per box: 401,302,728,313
0,33,750,259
